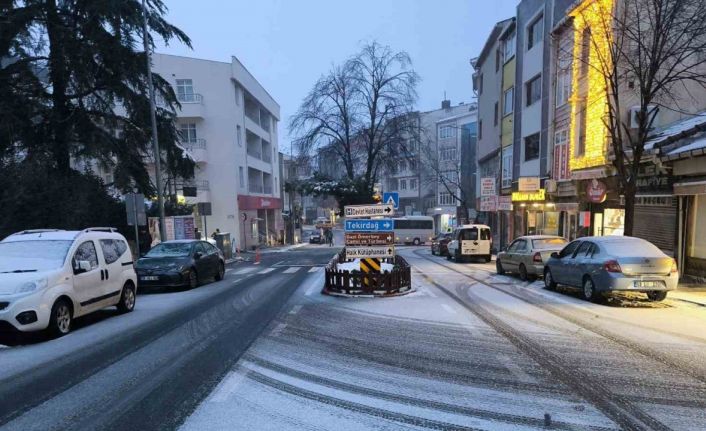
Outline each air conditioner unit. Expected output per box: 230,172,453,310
545,179,558,193
629,105,657,129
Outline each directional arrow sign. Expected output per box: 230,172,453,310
345,219,393,232
344,204,394,218
345,246,395,259
345,232,395,246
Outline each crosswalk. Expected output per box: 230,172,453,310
230,266,324,276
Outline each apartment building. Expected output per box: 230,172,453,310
151,53,282,250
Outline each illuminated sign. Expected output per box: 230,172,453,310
511,189,546,202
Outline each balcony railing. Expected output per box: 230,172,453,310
181,138,207,150
184,180,209,190
262,151,272,163
177,93,203,104
247,149,262,160
264,185,273,194
248,184,264,194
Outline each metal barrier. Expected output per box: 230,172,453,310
323,250,412,296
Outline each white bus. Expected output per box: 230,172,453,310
393,216,435,245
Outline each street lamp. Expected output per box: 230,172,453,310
142,0,166,241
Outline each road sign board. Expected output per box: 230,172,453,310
345,246,395,259
345,232,394,246
382,192,399,209
344,204,394,218
344,219,393,232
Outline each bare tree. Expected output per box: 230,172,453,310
290,41,419,196
570,0,706,235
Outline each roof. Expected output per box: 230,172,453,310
518,235,566,240
162,239,201,244
667,137,706,156
644,112,706,151
583,235,645,243
1,229,124,242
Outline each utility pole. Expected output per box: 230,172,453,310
142,0,166,241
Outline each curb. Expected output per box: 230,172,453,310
322,287,416,298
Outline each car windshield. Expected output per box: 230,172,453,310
533,238,568,249
145,243,192,258
0,240,73,272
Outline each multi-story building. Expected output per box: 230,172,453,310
472,18,515,248
151,53,282,250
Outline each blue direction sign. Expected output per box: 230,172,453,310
383,192,399,209
345,219,393,232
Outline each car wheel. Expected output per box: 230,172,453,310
187,268,198,289
215,261,225,281
454,249,461,263
646,291,667,302
117,282,136,314
582,277,601,303
544,268,557,290
496,259,505,275
413,238,421,246
446,250,452,261
519,264,529,281
485,254,492,263
48,299,72,337
431,248,436,256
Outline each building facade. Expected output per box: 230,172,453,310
151,53,282,250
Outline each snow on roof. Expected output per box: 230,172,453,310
644,112,706,151
667,137,706,156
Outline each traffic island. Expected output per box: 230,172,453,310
323,249,413,297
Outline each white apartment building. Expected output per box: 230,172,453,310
151,53,282,250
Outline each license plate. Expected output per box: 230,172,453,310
141,276,159,281
634,280,659,288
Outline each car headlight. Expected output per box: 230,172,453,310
15,277,48,294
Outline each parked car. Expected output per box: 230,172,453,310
309,233,322,244
314,217,332,229
0,228,137,337
431,233,453,256
136,240,224,290
496,235,568,281
446,224,492,263
543,236,678,302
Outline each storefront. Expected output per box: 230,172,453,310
510,189,551,237
237,195,283,249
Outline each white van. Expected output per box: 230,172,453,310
0,228,137,337
446,224,492,263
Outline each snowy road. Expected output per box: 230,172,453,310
180,247,706,431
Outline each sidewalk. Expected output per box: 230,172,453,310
671,283,706,307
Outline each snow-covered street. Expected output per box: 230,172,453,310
181,247,706,431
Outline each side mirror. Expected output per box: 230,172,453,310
551,252,559,259
74,260,91,274
194,252,203,260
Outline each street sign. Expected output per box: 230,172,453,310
345,232,394,246
344,219,393,232
125,193,146,226
382,192,400,209
345,246,395,259
197,202,212,216
344,204,394,218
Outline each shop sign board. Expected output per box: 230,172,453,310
585,179,608,203
480,196,498,212
480,178,496,196
518,177,541,192
511,189,546,202
498,196,513,211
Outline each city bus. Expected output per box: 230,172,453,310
393,216,435,245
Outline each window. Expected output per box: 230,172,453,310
179,123,197,143
400,179,407,190
99,239,128,265
501,146,513,188
503,31,516,61
439,192,456,206
556,68,572,106
526,75,542,107
73,241,99,270
478,120,483,140
441,170,458,183
236,125,242,146
558,241,582,258
503,87,514,116
508,239,522,253
576,100,587,156
409,159,416,171
439,125,455,139
480,228,491,241
394,219,434,230
234,85,240,106
439,147,457,161
239,166,244,187
205,243,219,255
580,28,591,77
494,102,499,126
572,241,593,258
194,242,206,255
176,79,195,102
399,160,407,172
524,133,540,161
410,178,417,190
459,228,478,241
527,15,544,50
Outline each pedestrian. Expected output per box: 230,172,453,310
211,228,220,239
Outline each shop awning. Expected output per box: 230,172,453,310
674,180,706,196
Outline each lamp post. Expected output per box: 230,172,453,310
142,0,166,241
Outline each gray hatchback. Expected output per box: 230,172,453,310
543,236,678,302
496,235,568,281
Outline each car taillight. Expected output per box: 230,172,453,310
532,252,542,263
604,260,622,273
671,259,678,274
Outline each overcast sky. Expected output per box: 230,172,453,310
157,0,518,146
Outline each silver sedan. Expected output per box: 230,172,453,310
543,236,678,302
496,235,568,281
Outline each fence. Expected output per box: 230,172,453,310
324,249,412,296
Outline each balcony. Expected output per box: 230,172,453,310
176,93,204,119
248,184,264,194
181,138,207,163
184,179,209,190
